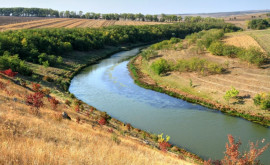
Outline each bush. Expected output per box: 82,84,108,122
223,86,239,104
253,93,270,109
141,49,158,61
208,41,224,55
248,19,270,30
0,52,32,76
150,58,171,75
175,57,224,75
237,47,265,66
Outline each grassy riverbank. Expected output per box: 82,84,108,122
128,32,270,127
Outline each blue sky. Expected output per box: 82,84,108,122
1,0,270,14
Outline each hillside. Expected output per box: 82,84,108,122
130,29,270,126
0,74,196,164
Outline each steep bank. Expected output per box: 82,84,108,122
0,44,202,164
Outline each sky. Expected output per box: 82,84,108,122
1,0,270,14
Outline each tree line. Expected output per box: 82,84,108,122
0,7,222,23
0,21,239,75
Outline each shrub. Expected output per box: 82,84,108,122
208,42,224,56
222,134,269,165
0,69,18,77
25,92,44,110
253,93,270,110
150,58,171,75
43,75,54,82
175,57,224,75
237,47,265,66
48,97,60,110
98,117,107,125
158,133,171,152
224,86,239,104
32,83,41,92
0,53,32,76
141,49,158,61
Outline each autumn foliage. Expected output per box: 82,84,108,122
0,69,18,77
25,92,44,110
98,117,107,125
204,134,269,165
48,97,60,110
32,83,41,92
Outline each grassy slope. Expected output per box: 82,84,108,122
130,33,270,126
0,43,201,164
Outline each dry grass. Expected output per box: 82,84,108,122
223,34,265,52
0,18,169,31
0,76,194,165
139,45,270,119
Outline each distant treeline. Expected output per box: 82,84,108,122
0,7,223,23
248,18,270,30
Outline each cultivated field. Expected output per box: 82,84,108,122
224,13,269,29
0,16,48,26
0,17,168,31
225,29,270,53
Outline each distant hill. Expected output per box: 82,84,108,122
177,10,270,18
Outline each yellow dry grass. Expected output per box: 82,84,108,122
223,34,265,52
0,18,169,31
0,76,194,165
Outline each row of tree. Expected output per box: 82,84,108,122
0,21,239,65
0,7,223,23
0,8,59,17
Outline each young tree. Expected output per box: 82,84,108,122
224,86,239,104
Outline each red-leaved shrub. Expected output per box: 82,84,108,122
0,69,18,77
32,83,41,92
48,97,60,110
159,142,171,152
25,92,44,110
98,117,107,125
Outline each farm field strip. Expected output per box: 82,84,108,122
0,18,168,31
18,19,70,29
43,19,83,28
0,18,59,30
65,19,89,28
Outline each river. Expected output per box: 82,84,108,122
69,47,270,164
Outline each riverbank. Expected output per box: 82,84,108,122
129,54,270,127
0,43,203,164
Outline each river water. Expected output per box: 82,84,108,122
69,47,270,164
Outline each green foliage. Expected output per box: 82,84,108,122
208,41,266,66
175,57,224,74
0,52,32,76
248,19,270,30
224,86,239,103
253,93,270,110
208,41,224,55
150,58,171,75
38,53,63,67
158,133,170,143
141,49,158,61
150,37,182,50
237,47,265,66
